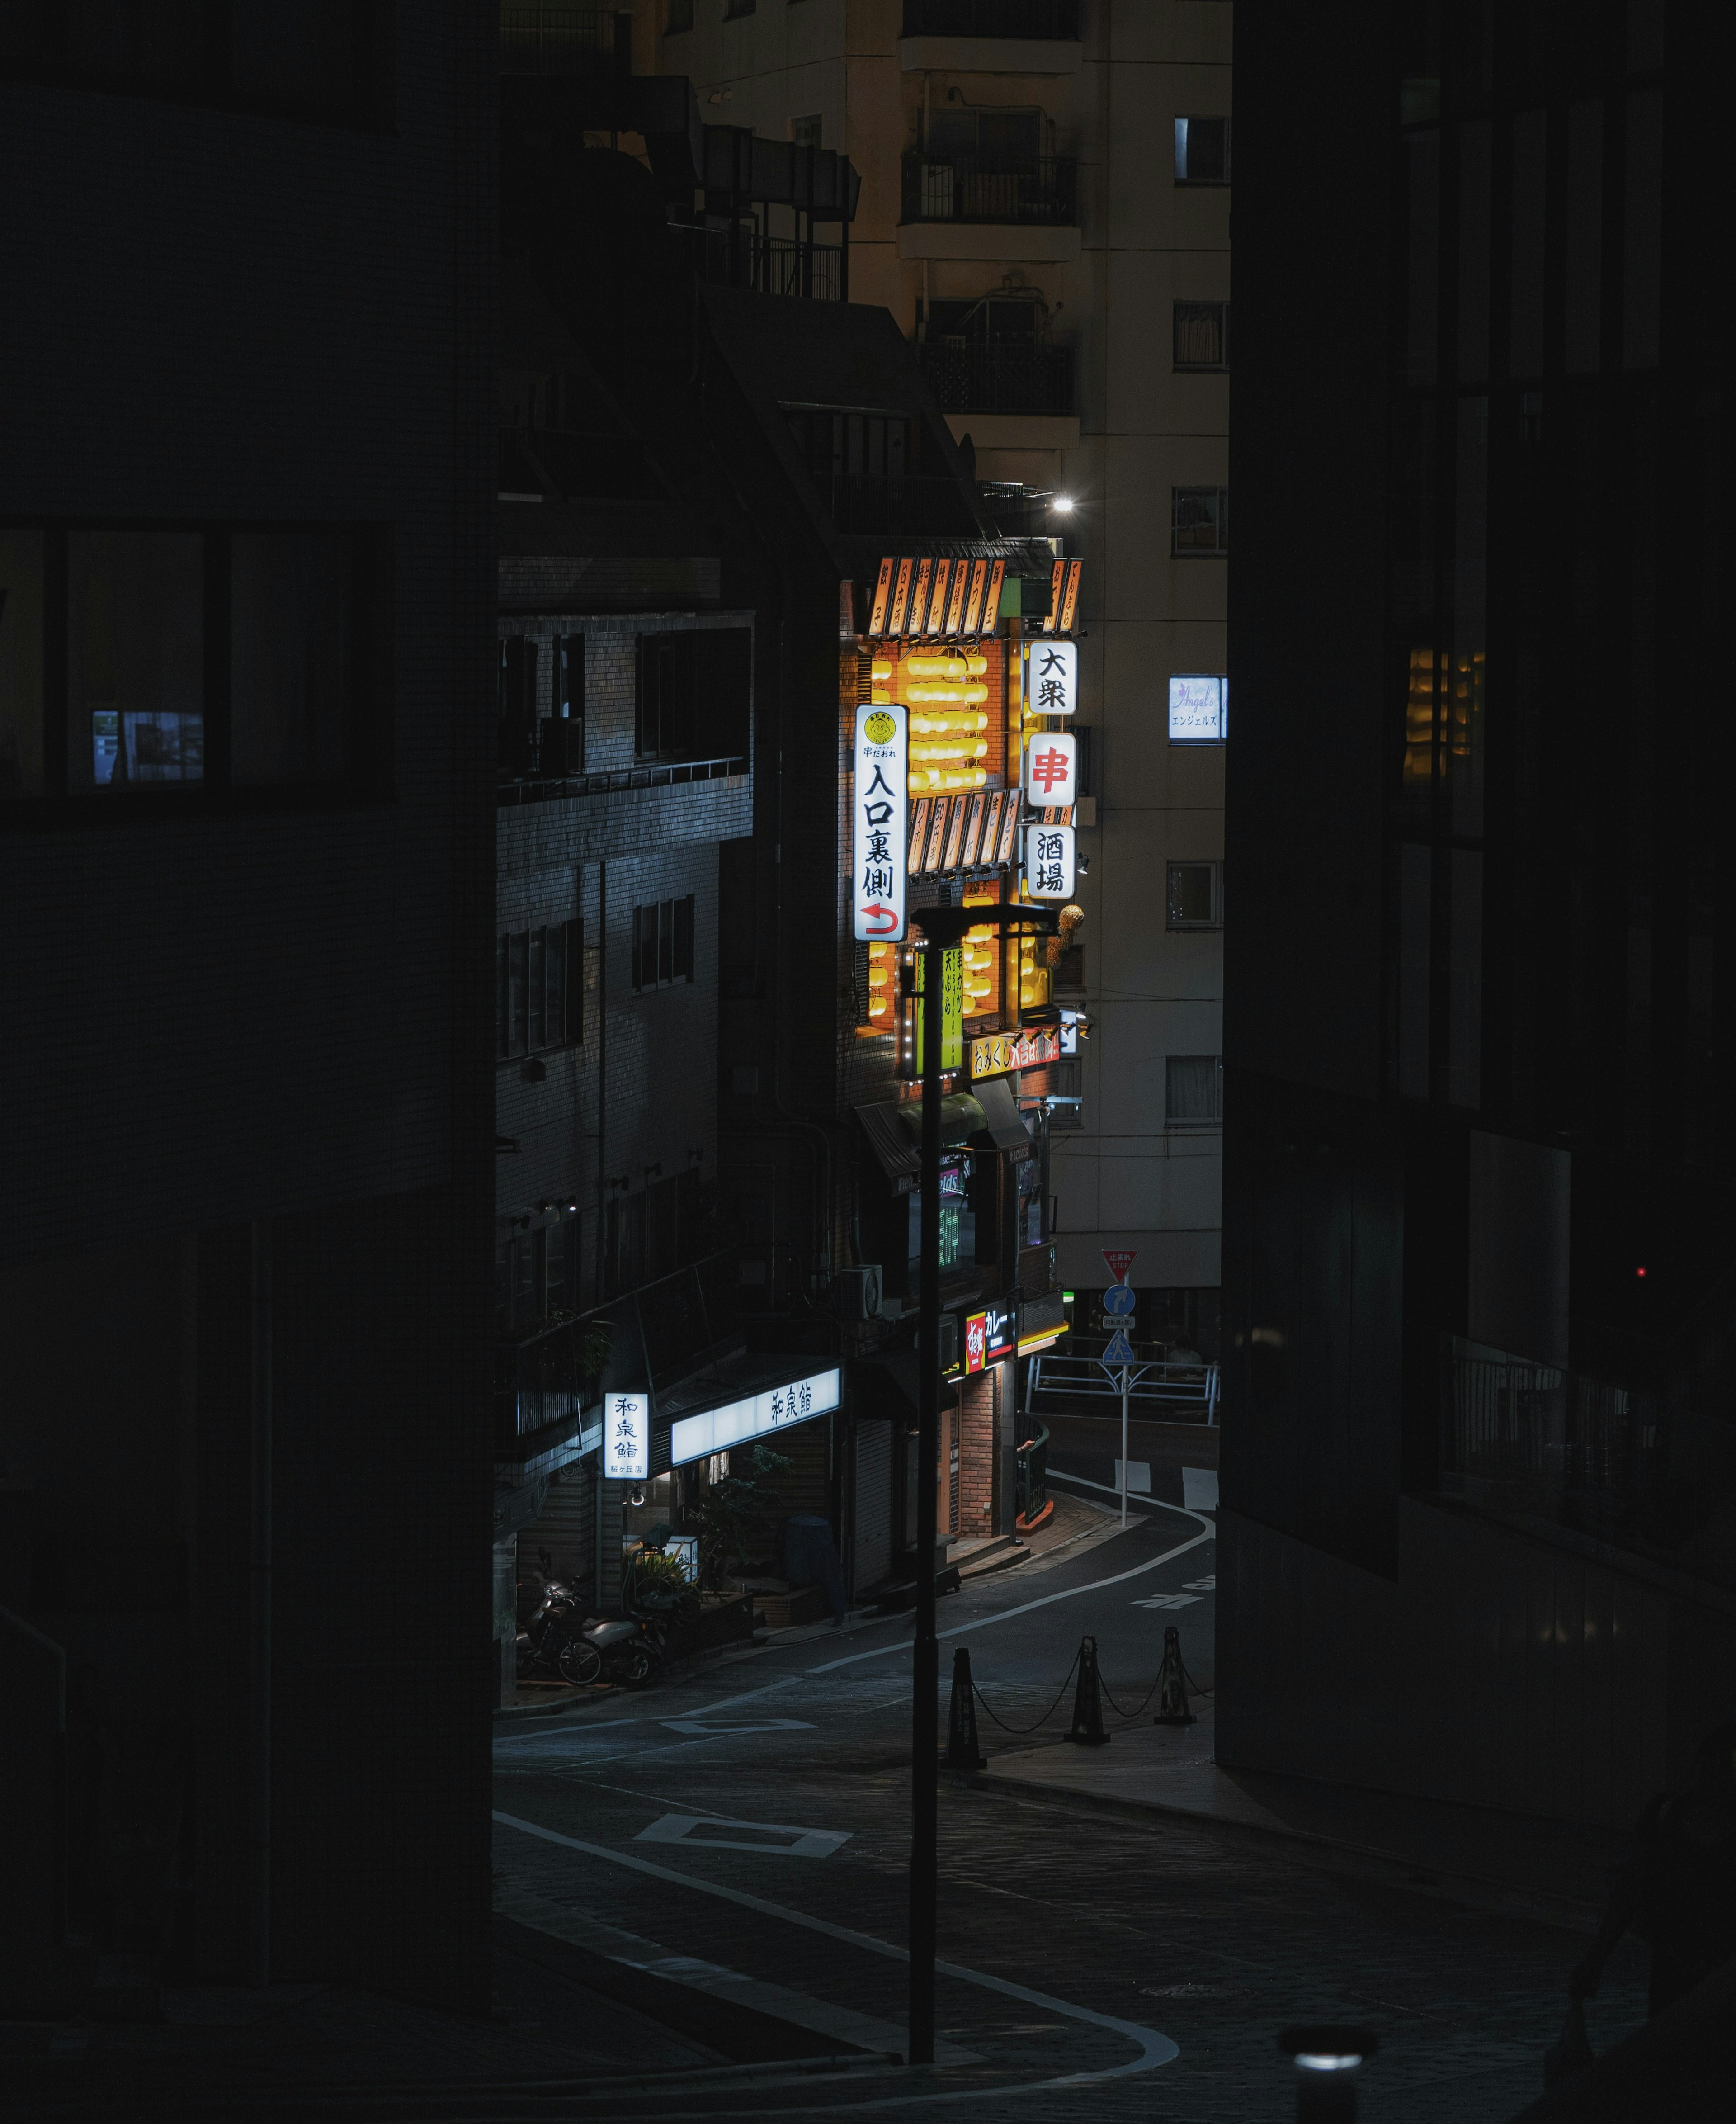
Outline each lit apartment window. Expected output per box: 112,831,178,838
1167,861,1223,930
498,920,582,1056
1171,487,1229,557
1166,1055,1223,1126
1173,300,1230,371
632,896,696,992
1174,117,1232,186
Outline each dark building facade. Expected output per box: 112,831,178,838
1222,0,1735,1823
0,13,496,2012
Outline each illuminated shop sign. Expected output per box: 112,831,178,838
970,1027,1062,1079
1023,731,1076,807
1024,822,1076,900
1023,639,1077,717
868,557,1003,639
853,703,908,941
606,1393,649,1481
964,1311,987,1373
1169,674,1227,744
669,1367,842,1467
983,1301,1016,1359
915,946,964,1072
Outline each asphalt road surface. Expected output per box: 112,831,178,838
492,1491,1649,2124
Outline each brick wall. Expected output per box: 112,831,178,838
957,1369,998,1538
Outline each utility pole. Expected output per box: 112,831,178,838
906,900,1055,2067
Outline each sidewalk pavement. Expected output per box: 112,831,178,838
981,1701,1628,1935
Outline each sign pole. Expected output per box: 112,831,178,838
909,928,943,2070
1120,1363,1130,1528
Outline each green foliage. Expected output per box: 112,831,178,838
688,1446,793,1588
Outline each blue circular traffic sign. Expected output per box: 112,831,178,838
1102,1283,1136,1316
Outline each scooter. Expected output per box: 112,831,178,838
517,1553,663,1688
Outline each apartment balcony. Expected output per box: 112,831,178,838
900,0,1083,76
920,341,1080,452
498,4,632,75
821,470,981,537
899,154,1080,264
679,226,845,303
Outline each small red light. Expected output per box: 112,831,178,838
1636,1266,1647,1278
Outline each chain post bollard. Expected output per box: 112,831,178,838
944,1646,986,1771
1278,2027,1377,2122
1063,1633,1111,1746
1153,1623,1197,1726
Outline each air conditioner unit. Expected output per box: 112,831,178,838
835,1264,882,1321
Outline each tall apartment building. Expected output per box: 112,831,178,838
0,12,495,2014
638,0,1231,1348
1225,0,1734,1821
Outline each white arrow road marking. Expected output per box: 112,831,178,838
494,1811,1179,2086
1129,1593,1202,1611
659,1716,819,1736
637,1812,851,1858
1184,1575,1217,1591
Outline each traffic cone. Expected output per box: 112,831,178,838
1153,1624,1196,1726
944,1646,986,1770
1064,1634,1111,1746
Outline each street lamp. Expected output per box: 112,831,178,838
905,898,1057,2067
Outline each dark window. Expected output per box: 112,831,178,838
665,0,693,28
606,1189,646,1296
497,919,582,1056
498,635,541,776
925,106,1043,169
231,531,359,785
793,113,822,149
636,628,750,762
0,1,388,124
784,407,920,483
1166,861,1222,930
1174,117,1231,185
632,896,696,992
724,0,755,14
0,530,45,798
1171,487,1229,557
67,530,204,792
1173,300,1230,371
547,634,584,775
1166,1054,1223,1125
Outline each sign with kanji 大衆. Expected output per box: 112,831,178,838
607,1393,649,1481
1024,822,1075,901
1023,731,1077,806
1024,639,1078,717
853,704,908,941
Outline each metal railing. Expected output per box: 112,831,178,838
1029,1348,1221,1422
901,152,1077,227
920,342,1075,417
496,1253,741,1457
499,4,632,73
1016,1418,1050,1526
822,470,980,535
902,0,1080,34
499,754,747,806
1439,1338,1736,1587
683,227,844,303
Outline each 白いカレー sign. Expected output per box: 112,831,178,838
1024,822,1075,900
1023,731,1077,806
853,704,908,941
970,1027,1062,1079
606,1393,649,1481
1024,639,1078,716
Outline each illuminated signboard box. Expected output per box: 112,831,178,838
1169,675,1227,745
1022,639,1078,716
669,1367,841,1467
606,1393,649,1481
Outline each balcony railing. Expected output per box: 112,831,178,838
920,342,1075,416
901,152,1077,226
677,226,844,303
1439,1338,1736,1590
497,1253,741,1460
499,753,747,806
902,0,1080,34
820,470,980,536
499,4,632,73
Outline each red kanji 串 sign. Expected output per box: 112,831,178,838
1023,731,1076,805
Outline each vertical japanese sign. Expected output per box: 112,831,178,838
1024,823,1076,900
1023,730,1077,807
1023,639,1078,716
607,1393,649,1481
853,704,908,941
964,1311,987,1374
915,946,965,1071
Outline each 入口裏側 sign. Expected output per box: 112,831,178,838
853,704,908,941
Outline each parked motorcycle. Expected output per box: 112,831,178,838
516,1552,662,1688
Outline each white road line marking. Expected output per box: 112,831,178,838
637,1813,852,1858
493,1810,1179,2084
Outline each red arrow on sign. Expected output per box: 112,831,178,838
1102,1248,1137,1284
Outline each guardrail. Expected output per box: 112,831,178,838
1029,1351,1220,1423
499,755,747,806
920,342,1075,417
901,152,1078,228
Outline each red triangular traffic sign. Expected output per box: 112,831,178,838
1102,1248,1137,1284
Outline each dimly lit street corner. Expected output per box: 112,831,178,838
3,3,1733,2121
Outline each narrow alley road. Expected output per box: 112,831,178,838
492,1494,1648,2124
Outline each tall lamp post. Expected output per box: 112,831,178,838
906,899,1056,2067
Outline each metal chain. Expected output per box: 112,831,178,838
969,1650,1080,1736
